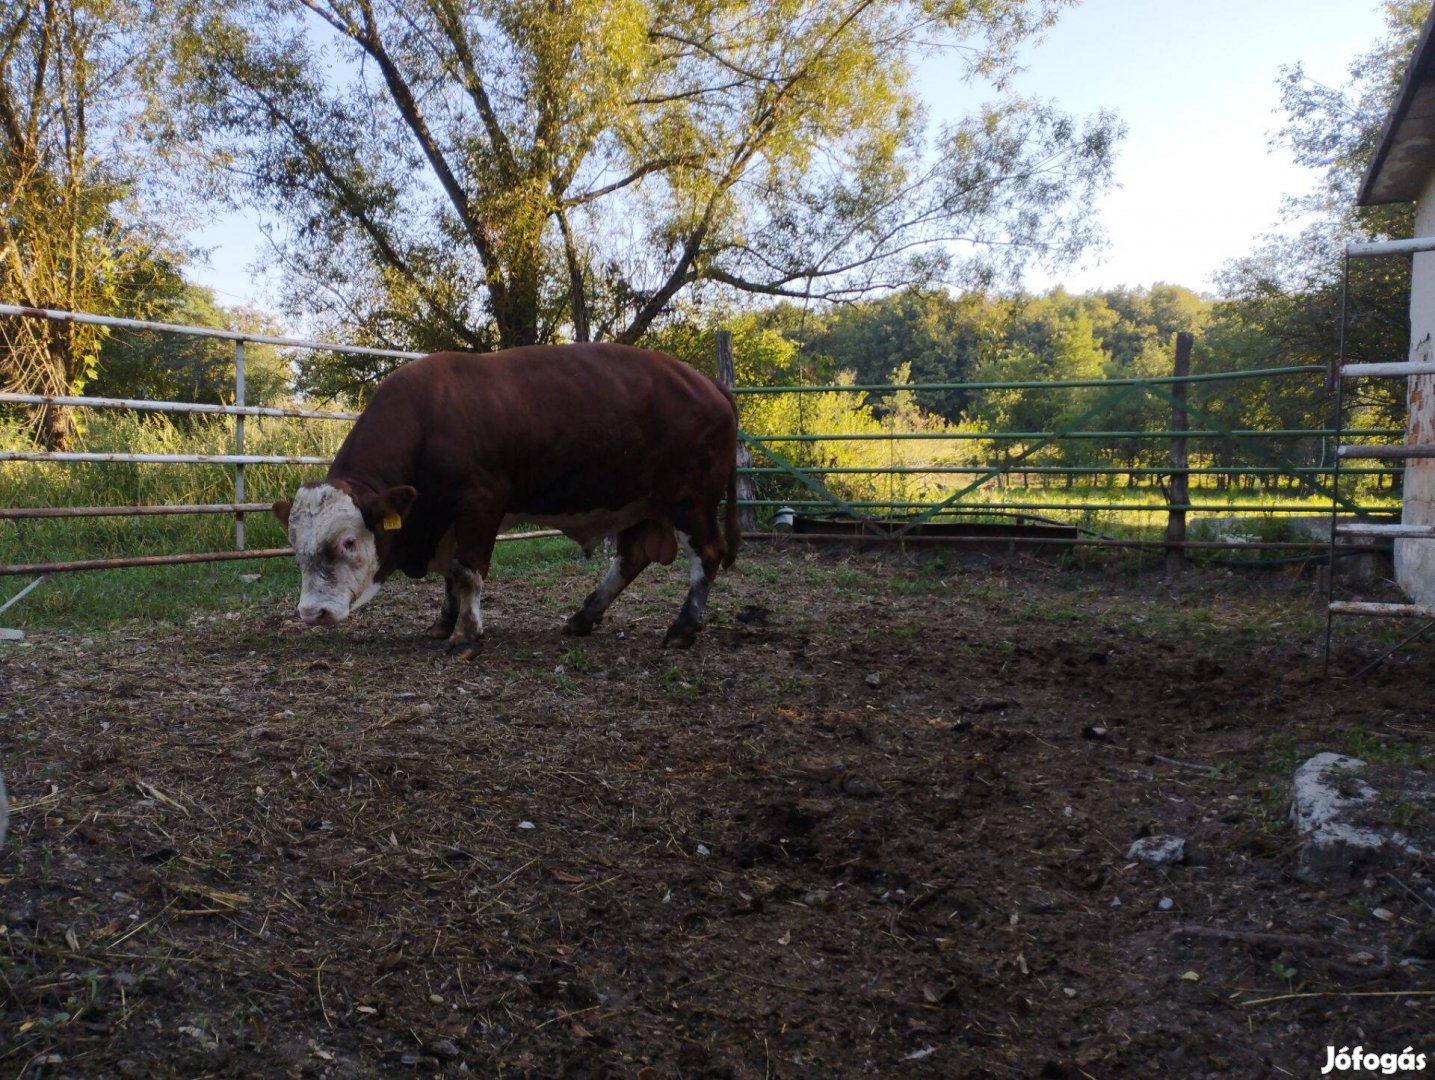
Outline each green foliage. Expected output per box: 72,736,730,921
0,0,169,448
1213,0,1423,431
88,276,291,412
802,290,1002,419
147,0,1120,391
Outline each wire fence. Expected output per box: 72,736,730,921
0,305,554,581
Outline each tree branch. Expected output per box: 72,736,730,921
296,0,505,305
232,64,485,350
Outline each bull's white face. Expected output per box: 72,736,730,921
283,484,383,625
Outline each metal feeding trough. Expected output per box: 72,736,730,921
782,513,1079,554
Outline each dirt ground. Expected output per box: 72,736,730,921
2,544,1434,1079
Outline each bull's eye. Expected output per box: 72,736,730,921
342,536,358,554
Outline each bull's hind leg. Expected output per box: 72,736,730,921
664,528,722,649
425,574,459,640
564,525,655,636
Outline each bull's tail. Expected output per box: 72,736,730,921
707,374,742,569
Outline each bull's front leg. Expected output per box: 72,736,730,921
425,574,459,640
447,506,501,661
447,565,486,660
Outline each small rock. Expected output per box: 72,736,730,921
0,628,24,642
428,1038,461,1061
1158,897,1175,911
864,672,882,689
428,993,444,1005
517,821,536,830
1126,835,1186,866
1081,725,1108,740
239,573,261,583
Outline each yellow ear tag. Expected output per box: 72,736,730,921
381,513,403,531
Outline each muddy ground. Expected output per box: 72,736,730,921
1,545,1434,1078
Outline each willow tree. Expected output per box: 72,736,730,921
153,0,1119,386
0,0,162,448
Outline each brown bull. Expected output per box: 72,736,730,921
273,344,740,657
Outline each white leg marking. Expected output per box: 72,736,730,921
677,531,710,622
588,557,627,615
455,568,484,640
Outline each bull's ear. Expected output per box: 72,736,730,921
371,485,417,531
272,500,293,529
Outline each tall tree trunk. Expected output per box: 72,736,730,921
36,403,75,451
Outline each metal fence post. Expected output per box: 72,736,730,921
1165,332,1193,575
235,338,246,551
716,330,756,532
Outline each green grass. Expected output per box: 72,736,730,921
1,535,583,632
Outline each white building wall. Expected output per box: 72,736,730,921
1396,170,1435,604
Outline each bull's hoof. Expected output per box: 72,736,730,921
564,612,599,637
663,623,699,650
447,638,484,661
423,622,456,640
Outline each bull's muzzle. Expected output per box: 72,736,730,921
298,604,341,626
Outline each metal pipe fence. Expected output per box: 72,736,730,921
735,428,1396,442
0,305,543,589
731,354,1401,539
728,364,1328,393
0,305,1401,601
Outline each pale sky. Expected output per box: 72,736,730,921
185,0,1395,313
995,0,1392,293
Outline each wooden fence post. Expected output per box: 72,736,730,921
1165,331,1193,575
716,330,757,533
